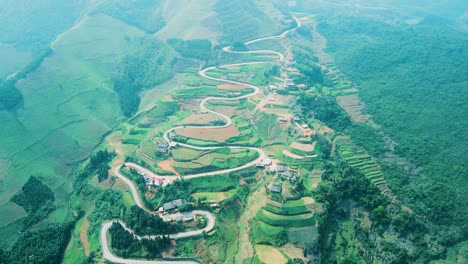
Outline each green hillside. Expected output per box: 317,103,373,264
318,18,468,226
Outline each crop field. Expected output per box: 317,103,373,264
180,113,219,125
259,206,315,228
255,244,288,264
173,86,242,99
206,63,274,85
192,189,236,203
291,141,316,153
336,136,392,196
172,148,258,175
171,147,204,161
177,125,239,143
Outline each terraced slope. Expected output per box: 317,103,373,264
335,136,393,197
253,197,320,250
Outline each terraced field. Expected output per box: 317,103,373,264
257,197,317,229
172,148,259,175
321,62,370,122
335,136,393,196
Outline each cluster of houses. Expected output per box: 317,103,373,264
157,141,178,154
292,114,310,130
267,165,299,194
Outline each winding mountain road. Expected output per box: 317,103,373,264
100,16,301,263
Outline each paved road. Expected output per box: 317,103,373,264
101,15,301,264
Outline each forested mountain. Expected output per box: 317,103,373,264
319,18,468,226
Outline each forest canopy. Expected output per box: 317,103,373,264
113,38,175,117
318,18,468,225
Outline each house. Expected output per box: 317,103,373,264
269,84,278,90
182,212,194,222
280,171,296,179
292,115,301,122
209,202,220,208
268,97,276,102
301,124,309,129
256,163,265,168
169,141,178,149
162,202,176,211
256,158,272,168
276,165,286,173
160,199,186,212
270,184,282,193
158,143,169,153
172,199,186,208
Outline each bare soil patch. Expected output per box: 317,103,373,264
217,83,249,90
281,244,309,263
236,187,268,263
79,215,90,256
177,124,239,142
213,105,238,117
181,113,218,125
336,94,371,123
158,158,179,176
255,245,287,264
291,141,316,152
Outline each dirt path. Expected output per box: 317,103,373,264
79,216,90,256
235,187,268,264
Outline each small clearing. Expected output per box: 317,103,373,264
158,158,179,176
235,187,268,263
336,94,371,123
217,83,249,90
255,244,288,264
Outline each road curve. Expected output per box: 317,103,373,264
101,16,301,263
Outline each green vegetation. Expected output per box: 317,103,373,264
97,0,165,33
214,0,284,43
113,38,175,117
89,150,115,182
335,136,390,196
0,48,52,111
0,79,23,110
297,94,351,131
2,223,74,264
11,176,55,229
168,39,212,60
319,18,468,227
292,46,324,86
0,0,88,52
173,149,258,175
109,221,170,259
122,205,183,235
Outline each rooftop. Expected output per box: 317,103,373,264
270,184,282,193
